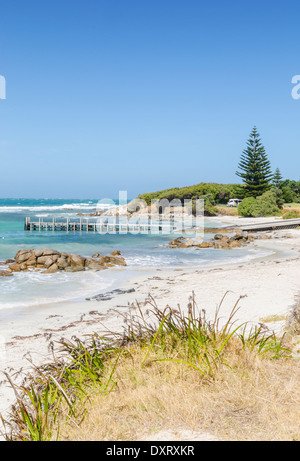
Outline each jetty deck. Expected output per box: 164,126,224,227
225,218,300,233
24,217,195,233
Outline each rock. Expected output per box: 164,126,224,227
168,232,254,250
15,251,32,264
42,249,61,257
0,270,13,277
7,249,127,276
198,241,214,248
68,254,86,268
56,256,69,269
64,266,85,272
37,256,52,266
214,233,225,240
99,256,127,267
5,259,15,264
87,288,135,301
44,257,56,269
44,264,59,274
9,263,21,272
25,258,37,267
15,249,29,259
85,258,106,270
168,238,185,248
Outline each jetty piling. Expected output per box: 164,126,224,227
24,216,190,233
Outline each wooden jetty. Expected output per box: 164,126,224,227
224,218,300,233
24,216,192,233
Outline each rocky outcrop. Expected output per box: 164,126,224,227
1,249,126,276
168,232,271,250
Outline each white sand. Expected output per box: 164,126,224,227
1,219,300,425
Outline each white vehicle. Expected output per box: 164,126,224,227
227,199,242,207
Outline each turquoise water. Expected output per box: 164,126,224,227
0,198,272,312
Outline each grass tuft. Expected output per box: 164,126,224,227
1,292,297,441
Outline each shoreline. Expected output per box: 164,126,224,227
1,221,300,418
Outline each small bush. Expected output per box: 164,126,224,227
256,191,281,216
238,191,280,217
238,197,260,217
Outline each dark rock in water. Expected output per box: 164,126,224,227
86,288,135,301
213,233,225,240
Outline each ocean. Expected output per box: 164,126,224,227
0,198,273,314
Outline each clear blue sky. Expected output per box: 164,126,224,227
0,0,300,199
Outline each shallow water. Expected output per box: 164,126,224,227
0,199,274,313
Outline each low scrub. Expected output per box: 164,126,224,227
238,191,281,217
1,294,299,441
281,210,300,220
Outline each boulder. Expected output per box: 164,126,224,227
44,264,59,274
168,232,254,250
99,256,126,267
64,266,85,272
85,258,107,270
8,249,127,276
198,241,214,249
15,251,32,264
9,263,21,272
0,270,13,277
68,254,86,268
56,256,69,269
41,249,60,256
37,256,53,266
25,258,37,267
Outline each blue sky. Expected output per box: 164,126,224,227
0,0,300,198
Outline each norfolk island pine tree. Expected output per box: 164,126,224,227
236,127,273,198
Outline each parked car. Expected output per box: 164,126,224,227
227,199,242,207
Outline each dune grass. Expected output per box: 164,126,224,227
1,293,300,441
215,205,239,216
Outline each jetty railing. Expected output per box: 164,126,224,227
24,216,200,234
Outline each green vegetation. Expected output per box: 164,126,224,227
139,183,240,205
236,127,273,197
136,126,300,219
238,190,281,217
138,183,241,216
273,168,283,189
0,295,294,441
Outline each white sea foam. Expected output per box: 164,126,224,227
0,203,116,213
125,247,275,268
0,270,114,311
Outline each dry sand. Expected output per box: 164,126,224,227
1,218,300,428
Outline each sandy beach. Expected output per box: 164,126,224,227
1,217,300,423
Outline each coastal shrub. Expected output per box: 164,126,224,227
255,190,281,216
238,197,260,217
138,183,242,206
270,187,284,208
238,191,280,217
